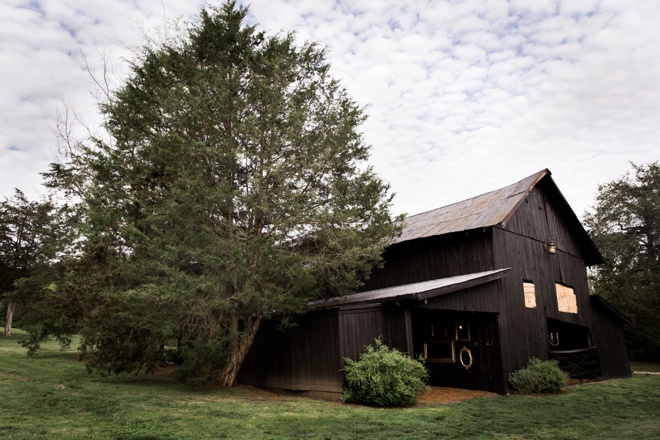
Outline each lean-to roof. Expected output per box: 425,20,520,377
310,268,510,309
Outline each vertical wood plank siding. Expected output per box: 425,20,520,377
494,184,629,382
493,185,597,378
338,305,409,362
238,310,343,393
589,303,632,379
361,228,496,291
239,306,410,395
505,180,586,262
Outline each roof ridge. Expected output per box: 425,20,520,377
396,169,549,243
404,169,549,221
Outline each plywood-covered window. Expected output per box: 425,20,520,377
523,281,536,308
556,283,578,314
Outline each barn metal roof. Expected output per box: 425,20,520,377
310,268,510,309
394,168,603,265
396,170,548,244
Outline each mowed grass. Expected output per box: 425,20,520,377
630,360,660,373
2,329,659,440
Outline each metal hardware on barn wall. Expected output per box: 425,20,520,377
550,332,560,347
547,240,557,254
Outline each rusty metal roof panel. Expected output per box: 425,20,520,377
396,169,549,244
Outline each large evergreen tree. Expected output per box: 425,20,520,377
584,162,660,361
53,1,401,385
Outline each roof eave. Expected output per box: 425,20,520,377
309,268,511,310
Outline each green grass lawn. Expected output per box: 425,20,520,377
630,360,660,373
2,329,659,440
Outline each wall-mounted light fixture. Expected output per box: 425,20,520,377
548,240,557,254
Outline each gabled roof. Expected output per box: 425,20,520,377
395,169,603,265
310,268,510,309
397,170,548,243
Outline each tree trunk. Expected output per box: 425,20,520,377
4,302,16,337
218,312,263,387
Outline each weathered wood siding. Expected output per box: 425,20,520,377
493,181,627,383
338,304,410,361
238,310,343,394
589,302,631,379
493,184,598,384
505,179,589,263
239,305,409,397
493,228,596,379
362,228,496,291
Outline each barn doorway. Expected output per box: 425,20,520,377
411,309,503,393
547,318,591,350
547,318,601,380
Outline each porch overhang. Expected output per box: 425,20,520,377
310,268,510,310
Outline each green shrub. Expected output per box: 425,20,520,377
508,357,568,394
342,338,429,406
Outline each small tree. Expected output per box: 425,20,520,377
342,339,429,406
584,162,660,361
49,1,402,385
0,190,62,338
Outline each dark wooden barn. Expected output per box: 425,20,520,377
238,169,631,399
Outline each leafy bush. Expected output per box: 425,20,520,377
342,338,429,406
508,357,568,394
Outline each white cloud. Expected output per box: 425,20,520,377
1,0,659,221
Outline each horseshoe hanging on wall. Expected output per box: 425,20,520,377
459,346,473,370
549,332,560,347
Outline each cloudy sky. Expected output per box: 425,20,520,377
1,0,659,219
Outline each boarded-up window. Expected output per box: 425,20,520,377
556,283,578,314
524,281,536,308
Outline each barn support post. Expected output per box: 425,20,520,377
404,308,414,357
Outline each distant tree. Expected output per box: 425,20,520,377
49,1,401,385
584,162,660,361
0,190,61,338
